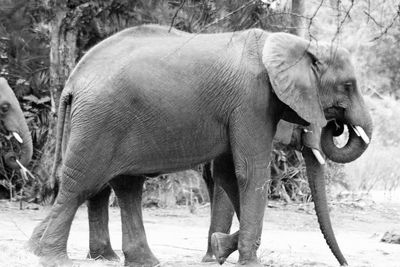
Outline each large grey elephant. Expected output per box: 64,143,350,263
28,24,372,267
0,77,32,169
85,121,349,266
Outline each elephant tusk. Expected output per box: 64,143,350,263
311,148,326,165
16,159,35,180
12,132,23,143
355,126,370,145
350,125,360,137
351,125,370,145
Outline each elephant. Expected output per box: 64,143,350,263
28,24,372,267
0,77,32,169
85,121,348,266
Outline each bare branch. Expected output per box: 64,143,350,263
200,0,258,31
363,10,383,28
306,0,325,42
369,4,400,42
169,0,187,33
331,0,355,44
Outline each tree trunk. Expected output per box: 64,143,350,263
289,0,306,37
35,1,78,188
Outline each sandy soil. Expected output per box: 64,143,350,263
0,199,399,267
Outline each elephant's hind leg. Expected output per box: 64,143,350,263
27,167,89,266
209,154,240,264
87,185,120,261
202,176,235,263
110,175,159,267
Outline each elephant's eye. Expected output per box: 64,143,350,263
310,55,321,70
0,103,10,114
343,82,353,91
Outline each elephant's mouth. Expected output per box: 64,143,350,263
323,106,345,121
326,120,370,144
321,119,372,163
320,102,372,163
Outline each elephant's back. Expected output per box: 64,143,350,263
67,26,268,92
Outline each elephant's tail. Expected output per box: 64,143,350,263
49,92,72,200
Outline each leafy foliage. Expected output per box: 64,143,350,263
270,145,310,203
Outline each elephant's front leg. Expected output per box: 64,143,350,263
109,175,159,267
87,185,119,261
235,161,270,267
229,109,275,267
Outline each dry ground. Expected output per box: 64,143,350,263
0,199,399,267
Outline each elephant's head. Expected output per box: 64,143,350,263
262,33,372,163
0,78,32,169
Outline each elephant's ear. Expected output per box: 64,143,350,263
262,32,327,128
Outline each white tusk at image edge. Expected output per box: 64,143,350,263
351,125,361,137
355,126,370,145
311,148,326,165
13,132,23,143
16,159,35,179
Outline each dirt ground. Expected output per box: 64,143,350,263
0,199,399,267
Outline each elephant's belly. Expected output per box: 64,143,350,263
123,120,229,174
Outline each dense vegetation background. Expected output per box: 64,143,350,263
0,0,399,208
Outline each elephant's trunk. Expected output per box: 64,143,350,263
321,116,372,163
303,147,348,266
3,115,33,169
17,126,33,167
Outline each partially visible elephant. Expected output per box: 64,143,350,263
29,24,372,267
85,121,349,267
0,77,32,169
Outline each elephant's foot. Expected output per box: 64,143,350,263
124,250,160,267
27,239,72,267
125,257,160,267
211,232,237,264
87,248,120,261
201,251,216,262
235,259,263,267
27,229,71,266
26,237,41,256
